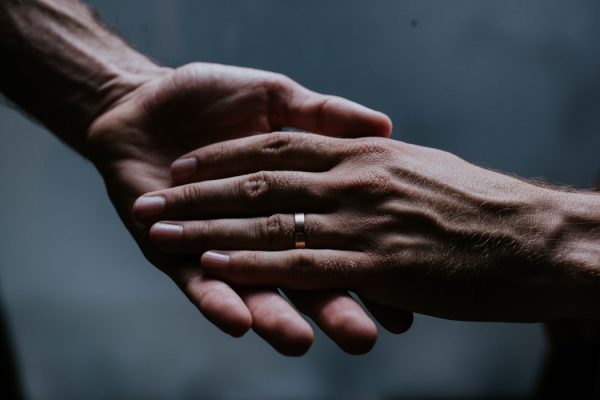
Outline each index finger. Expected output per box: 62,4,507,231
171,132,344,183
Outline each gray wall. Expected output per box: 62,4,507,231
1,0,599,398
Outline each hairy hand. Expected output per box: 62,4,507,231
88,63,411,355
136,131,577,323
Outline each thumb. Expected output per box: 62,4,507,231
271,79,392,138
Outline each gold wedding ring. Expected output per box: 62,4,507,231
294,213,306,249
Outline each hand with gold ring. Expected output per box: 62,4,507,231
2,0,408,358
133,134,417,354
136,131,600,325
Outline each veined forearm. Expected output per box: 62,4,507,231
451,180,600,319
543,189,600,318
0,0,160,155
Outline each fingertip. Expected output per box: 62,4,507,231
271,322,315,357
330,311,378,355
285,87,394,139
132,195,166,222
244,290,314,356
285,291,378,355
211,300,252,338
202,251,231,268
383,312,414,335
353,105,393,138
274,318,315,357
171,157,198,182
376,112,394,138
186,277,253,337
149,222,183,246
333,98,393,138
258,312,315,357
361,298,414,334
202,294,253,338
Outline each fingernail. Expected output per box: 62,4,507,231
202,251,230,267
151,222,183,240
133,196,165,219
171,157,197,181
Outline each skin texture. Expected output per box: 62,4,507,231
137,131,600,323
90,63,413,354
1,0,413,356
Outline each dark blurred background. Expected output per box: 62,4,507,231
1,0,600,399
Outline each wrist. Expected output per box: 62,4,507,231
542,190,600,318
83,62,167,165
86,56,165,123
440,168,589,320
0,0,164,157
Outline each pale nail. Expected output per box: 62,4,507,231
151,222,183,240
203,251,230,267
171,157,197,180
133,196,165,219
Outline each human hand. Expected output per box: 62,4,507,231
88,63,410,355
139,131,589,323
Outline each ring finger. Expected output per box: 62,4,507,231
149,213,364,254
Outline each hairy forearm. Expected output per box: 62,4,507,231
541,189,600,317
433,170,600,319
0,0,161,155
464,177,600,319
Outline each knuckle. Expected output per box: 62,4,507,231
265,73,297,123
180,184,203,206
243,252,261,275
314,96,334,130
337,170,392,196
363,170,394,195
181,272,202,297
264,72,295,101
192,220,214,243
176,64,198,82
178,62,202,77
259,214,287,248
201,142,226,166
346,138,390,158
168,64,204,93
333,215,375,248
268,72,294,91
239,171,273,202
326,257,357,277
261,132,294,155
290,251,316,271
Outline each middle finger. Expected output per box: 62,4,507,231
133,171,332,224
